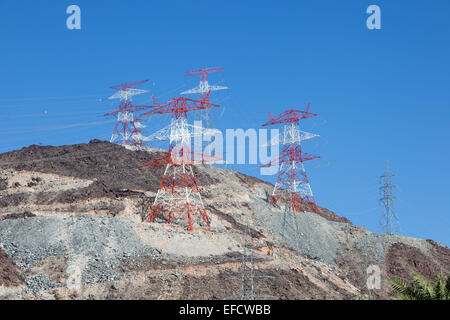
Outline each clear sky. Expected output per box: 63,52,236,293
0,1,449,245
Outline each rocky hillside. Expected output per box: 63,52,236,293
0,140,448,300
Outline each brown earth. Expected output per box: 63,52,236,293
0,139,347,224
0,247,24,287
386,242,450,282
0,140,217,192
1,211,36,220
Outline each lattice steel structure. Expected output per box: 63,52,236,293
140,94,221,231
261,103,320,214
181,67,228,128
105,79,150,146
181,67,228,100
226,224,274,300
379,161,401,235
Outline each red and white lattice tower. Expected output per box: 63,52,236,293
261,103,321,214
181,67,228,127
105,79,150,147
140,93,221,231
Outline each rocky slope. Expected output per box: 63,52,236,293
0,140,448,300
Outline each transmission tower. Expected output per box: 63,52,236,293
379,161,401,235
279,208,301,249
261,103,320,214
226,224,274,300
105,79,150,147
140,94,221,231
181,67,228,128
143,92,221,145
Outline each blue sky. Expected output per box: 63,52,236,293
0,1,449,245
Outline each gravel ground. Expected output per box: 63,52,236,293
349,228,433,266
25,273,62,295
251,196,434,268
251,199,341,266
0,215,160,292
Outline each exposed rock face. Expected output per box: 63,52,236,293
0,140,448,300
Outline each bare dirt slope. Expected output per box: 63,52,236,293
0,140,448,300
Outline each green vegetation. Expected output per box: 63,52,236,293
390,271,450,300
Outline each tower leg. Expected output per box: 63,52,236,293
147,161,211,230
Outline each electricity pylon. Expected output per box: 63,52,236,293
181,67,228,127
261,103,320,214
226,224,274,300
105,79,150,146
379,160,401,235
140,94,221,231
181,67,228,163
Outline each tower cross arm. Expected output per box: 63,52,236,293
142,96,220,117
262,105,317,126
103,104,152,117
185,67,224,77
260,150,320,168
109,79,149,91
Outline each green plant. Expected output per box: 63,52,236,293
390,271,450,300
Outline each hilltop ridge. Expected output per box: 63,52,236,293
0,140,448,299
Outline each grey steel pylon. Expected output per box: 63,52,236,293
280,208,302,252
225,223,274,300
379,161,401,235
